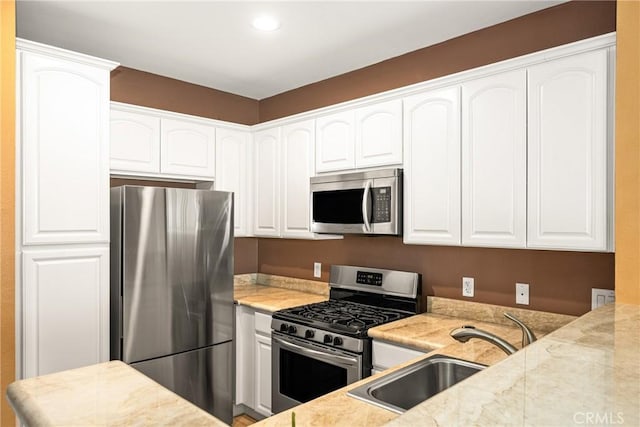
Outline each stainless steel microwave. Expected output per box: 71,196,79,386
310,168,402,235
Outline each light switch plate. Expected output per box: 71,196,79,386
516,283,529,305
313,262,322,278
591,288,615,310
462,277,474,297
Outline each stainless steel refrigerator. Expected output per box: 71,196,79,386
110,186,234,424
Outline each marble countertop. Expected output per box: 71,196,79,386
234,275,328,312
387,303,640,426
6,274,637,427
6,361,227,427
256,303,640,427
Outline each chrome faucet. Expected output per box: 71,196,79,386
450,312,537,355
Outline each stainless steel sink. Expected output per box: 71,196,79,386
348,354,486,414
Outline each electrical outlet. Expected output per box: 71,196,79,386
591,288,615,310
516,283,529,305
462,277,474,297
313,262,322,278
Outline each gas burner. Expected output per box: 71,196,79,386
277,299,409,335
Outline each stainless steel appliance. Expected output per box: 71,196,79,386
271,265,420,414
310,168,402,235
110,186,234,424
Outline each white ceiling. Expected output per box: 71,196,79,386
16,1,564,100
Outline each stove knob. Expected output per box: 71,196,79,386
288,325,297,334
323,334,333,344
280,323,289,332
333,337,343,346
305,330,315,339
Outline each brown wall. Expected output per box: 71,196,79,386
235,238,258,274
259,1,616,122
108,1,617,316
258,237,614,316
111,67,259,125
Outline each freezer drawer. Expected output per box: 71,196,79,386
131,342,232,425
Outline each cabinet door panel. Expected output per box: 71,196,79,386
253,129,281,237
282,120,315,238
22,248,109,378
462,70,527,248
216,128,252,237
528,50,609,251
356,99,402,168
21,52,109,244
403,87,461,245
234,306,255,408
110,109,160,173
315,111,355,172
254,333,272,416
161,118,215,178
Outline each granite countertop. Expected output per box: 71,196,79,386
234,275,328,312
6,361,227,427
257,304,640,427
255,314,524,426
6,276,638,427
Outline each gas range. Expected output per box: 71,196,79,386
271,265,421,414
272,299,413,353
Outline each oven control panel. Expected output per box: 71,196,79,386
271,319,364,354
356,270,383,286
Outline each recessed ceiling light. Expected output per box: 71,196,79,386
252,15,280,32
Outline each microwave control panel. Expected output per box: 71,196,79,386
372,187,391,223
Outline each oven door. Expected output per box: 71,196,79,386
272,331,363,414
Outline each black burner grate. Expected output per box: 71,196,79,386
281,300,407,334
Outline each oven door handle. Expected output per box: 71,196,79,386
274,336,359,367
361,179,372,232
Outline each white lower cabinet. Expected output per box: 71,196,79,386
371,340,427,374
234,305,272,417
22,247,109,378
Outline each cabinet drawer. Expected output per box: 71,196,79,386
372,340,426,371
254,311,272,335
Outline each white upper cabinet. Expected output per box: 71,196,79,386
110,109,160,174
461,69,527,248
403,86,461,245
161,118,216,178
356,99,403,168
20,49,111,245
215,128,253,237
316,100,402,173
315,110,355,172
109,104,217,180
527,50,611,251
281,120,315,238
253,128,281,237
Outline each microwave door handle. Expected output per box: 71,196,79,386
362,180,372,232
